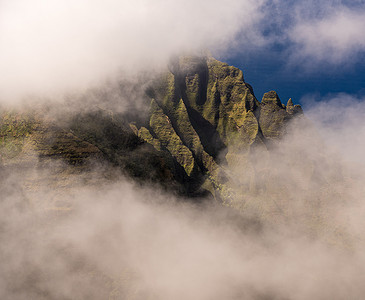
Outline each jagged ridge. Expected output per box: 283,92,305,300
136,55,302,199
0,55,302,200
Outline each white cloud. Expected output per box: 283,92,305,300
230,1,365,68
2,0,363,102
0,0,263,103
302,93,365,163
289,8,365,64
3,102,365,298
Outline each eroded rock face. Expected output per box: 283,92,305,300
0,55,302,200
137,56,303,200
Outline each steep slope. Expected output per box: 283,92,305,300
137,55,303,201
0,110,182,205
0,55,302,202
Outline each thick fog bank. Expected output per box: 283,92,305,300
1,95,365,299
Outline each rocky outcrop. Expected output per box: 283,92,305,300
0,55,302,200
130,55,302,200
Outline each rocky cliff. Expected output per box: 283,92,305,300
0,55,302,202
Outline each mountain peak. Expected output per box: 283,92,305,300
0,56,303,200
261,90,283,107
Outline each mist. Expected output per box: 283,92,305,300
1,1,365,299
0,0,262,104
1,94,365,299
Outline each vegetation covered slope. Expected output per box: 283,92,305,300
0,55,302,201
137,55,303,200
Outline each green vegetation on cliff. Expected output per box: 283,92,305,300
137,55,302,200
0,112,36,159
0,55,302,200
